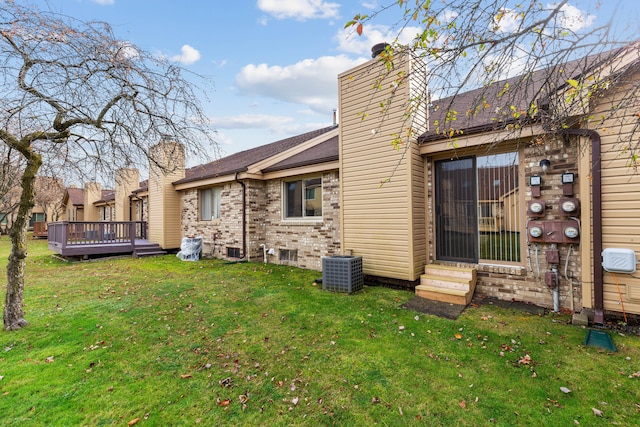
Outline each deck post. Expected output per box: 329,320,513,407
130,222,136,251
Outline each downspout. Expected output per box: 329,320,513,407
566,129,603,325
234,172,247,259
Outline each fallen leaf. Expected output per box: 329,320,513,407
180,374,192,379
128,418,140,426
45,356,54,363
455,334,462,340
219,399,231,407
592,407,603,417
292,396,299,406
560,387,571,394
459,400,466,409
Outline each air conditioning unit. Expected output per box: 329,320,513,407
322,256,364,294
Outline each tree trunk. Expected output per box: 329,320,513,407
3,152,41,331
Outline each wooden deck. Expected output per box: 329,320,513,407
48,221,165,258
33,221,48,238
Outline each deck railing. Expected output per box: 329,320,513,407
48,221,147,251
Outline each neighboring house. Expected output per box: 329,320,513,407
0,175,64,234
61,169,143,224
93,190,116,221
61,187,85,222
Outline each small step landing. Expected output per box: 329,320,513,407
415,264,477,306
134,243,166,257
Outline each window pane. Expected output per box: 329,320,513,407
303,178,322,217
286,181,302,218
477,152,520,262
212,188,221,219
200,189,212,220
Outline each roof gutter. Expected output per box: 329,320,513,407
234,172,247,260
566,128,603,325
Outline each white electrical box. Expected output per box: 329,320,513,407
602,248,637,274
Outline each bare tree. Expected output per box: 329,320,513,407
33,175,65,222
345,0,639,161
1,2,216,330
0,146,24,234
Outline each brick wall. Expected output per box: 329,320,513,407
179,170,340,270
262,171,340,270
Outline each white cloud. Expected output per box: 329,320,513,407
553,3,596,32
257,0,340,21
114,41,140,60
212,114,295,130
439,10,459,24
336,23,425,56
170,45,201,65
91,0,115,5
236,54,366,114
493,4,595,35
492,8,524,34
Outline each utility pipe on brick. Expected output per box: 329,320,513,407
235,172,247,260
566,129,603,325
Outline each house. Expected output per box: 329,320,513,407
161,125,340,270
56,42,640,323
0,175,64,235
337,42,640,322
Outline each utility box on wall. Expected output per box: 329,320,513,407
322,256,364,294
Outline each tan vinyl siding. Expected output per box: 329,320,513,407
148,142,185,249
339,53,427,281
584,68,640,314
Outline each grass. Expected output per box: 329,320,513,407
480,231,521,262
1,235,639,426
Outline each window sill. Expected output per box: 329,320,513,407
281,217,323,225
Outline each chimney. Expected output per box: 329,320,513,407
83,182,102,221
371,42,389,58
114,168,139,222
148,139,185,249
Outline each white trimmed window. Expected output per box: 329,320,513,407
284,177,322,219
200,187,221,220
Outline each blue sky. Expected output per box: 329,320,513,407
36,0,640,158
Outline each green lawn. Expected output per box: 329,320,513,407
0,235,639,426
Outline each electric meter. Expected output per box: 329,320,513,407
529,226,543,238
564,226,579,239
560,198,580,215
561,173,575,184
529,202,544,214
561,200,576,213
